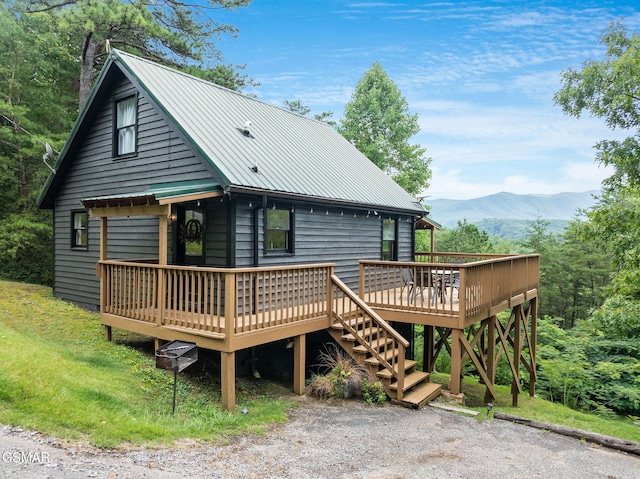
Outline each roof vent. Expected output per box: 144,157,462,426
237,120,254,138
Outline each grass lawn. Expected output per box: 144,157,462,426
1,280,638,448
429,373,640,443
0,280,293,448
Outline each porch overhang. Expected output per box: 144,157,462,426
82,179,223,217
416,216,441,231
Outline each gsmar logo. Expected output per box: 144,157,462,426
2,450,50,464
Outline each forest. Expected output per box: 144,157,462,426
1,2,639,420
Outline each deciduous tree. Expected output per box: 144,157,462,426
339,63,431,195
554,21,640,299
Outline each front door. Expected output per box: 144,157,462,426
176,205,205,266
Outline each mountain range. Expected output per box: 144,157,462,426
425,191,599,238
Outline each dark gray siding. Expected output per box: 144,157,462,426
53,74,213,308
233,196,416,291
203,197,229,267
397,218,415,262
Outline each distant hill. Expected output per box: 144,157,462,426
425,191,598,239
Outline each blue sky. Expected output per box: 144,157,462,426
215,1,640,199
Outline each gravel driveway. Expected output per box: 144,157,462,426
2,396,639,479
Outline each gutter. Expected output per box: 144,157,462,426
228,185,425,217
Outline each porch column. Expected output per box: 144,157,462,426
156,210,169,329
293,334,306,395
221,351,236,412
158,211,168,266
99,216,112,341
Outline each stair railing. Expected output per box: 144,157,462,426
330,274,408,399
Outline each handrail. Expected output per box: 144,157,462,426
331,274,407,398
331,274,409,348
100,260,335,339
99,259,335,274
360,254,540,323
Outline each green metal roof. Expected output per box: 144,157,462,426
40,49,425,214
82,179,221,208
111,50,424,214
145,179,221,200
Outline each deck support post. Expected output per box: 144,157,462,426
293,334,306,395
450,328,463,395
484,315,496,404
103,325,112,341
154,338,165,351
529,297,538,397
221,351,236,412
512,305,522,408
423,325,435,372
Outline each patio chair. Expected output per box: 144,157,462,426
401,268,416,302
430,271,444,305
443,271,460,302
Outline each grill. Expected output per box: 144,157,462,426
155,340,198,413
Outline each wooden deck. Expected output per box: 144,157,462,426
98,253,539,410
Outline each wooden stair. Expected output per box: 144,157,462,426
327,315,441,408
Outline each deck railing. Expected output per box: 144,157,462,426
331,274,408,397
100,261,334,337
360,253,539,324
100,254,538,338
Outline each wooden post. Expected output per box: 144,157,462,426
154,338,165,351
512,305,522,407
430,228,435,262
224,271,237,351
450,328,462,395
156,211,168,329
99,216,112,341
529,297,538,397
158,210,168,266
423,325,434,372
293,334,306,395
484,315,496,404
221,351,236,412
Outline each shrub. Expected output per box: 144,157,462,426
307,343,372,401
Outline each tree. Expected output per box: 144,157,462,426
338,63,431,195
24,0,252,107
554,21,640,297
435,220,493,254
0,4,76,285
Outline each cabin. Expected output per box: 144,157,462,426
38,49,539,411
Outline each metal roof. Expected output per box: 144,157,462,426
82,179,221,208
111,50,424,214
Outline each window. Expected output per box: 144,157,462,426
382,219,397,261
266,207,293,253
114,96,137,156
71,211,88,249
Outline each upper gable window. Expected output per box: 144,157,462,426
114,96,137,156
